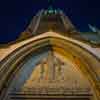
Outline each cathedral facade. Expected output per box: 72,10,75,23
0,9,100,100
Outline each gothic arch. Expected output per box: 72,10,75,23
0,34,100,100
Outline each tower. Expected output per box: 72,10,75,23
25,9,77,37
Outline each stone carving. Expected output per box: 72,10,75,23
19,51,92,96
38,51,65,82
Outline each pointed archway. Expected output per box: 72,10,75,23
0,32,100,100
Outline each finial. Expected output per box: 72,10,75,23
48,0,54,8
47,0,58,15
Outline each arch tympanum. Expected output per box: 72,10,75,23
0,34,100,100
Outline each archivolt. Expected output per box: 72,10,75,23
0,36,100,100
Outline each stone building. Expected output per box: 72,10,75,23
0,9,100,100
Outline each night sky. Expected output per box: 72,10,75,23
0,0,100,43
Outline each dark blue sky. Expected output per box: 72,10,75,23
0,0,100,43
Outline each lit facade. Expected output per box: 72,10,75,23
0,9,100,100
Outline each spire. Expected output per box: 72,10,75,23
88,24,97,32
88,24,100,36
24,4,76,36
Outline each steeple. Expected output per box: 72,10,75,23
25,8,76,36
